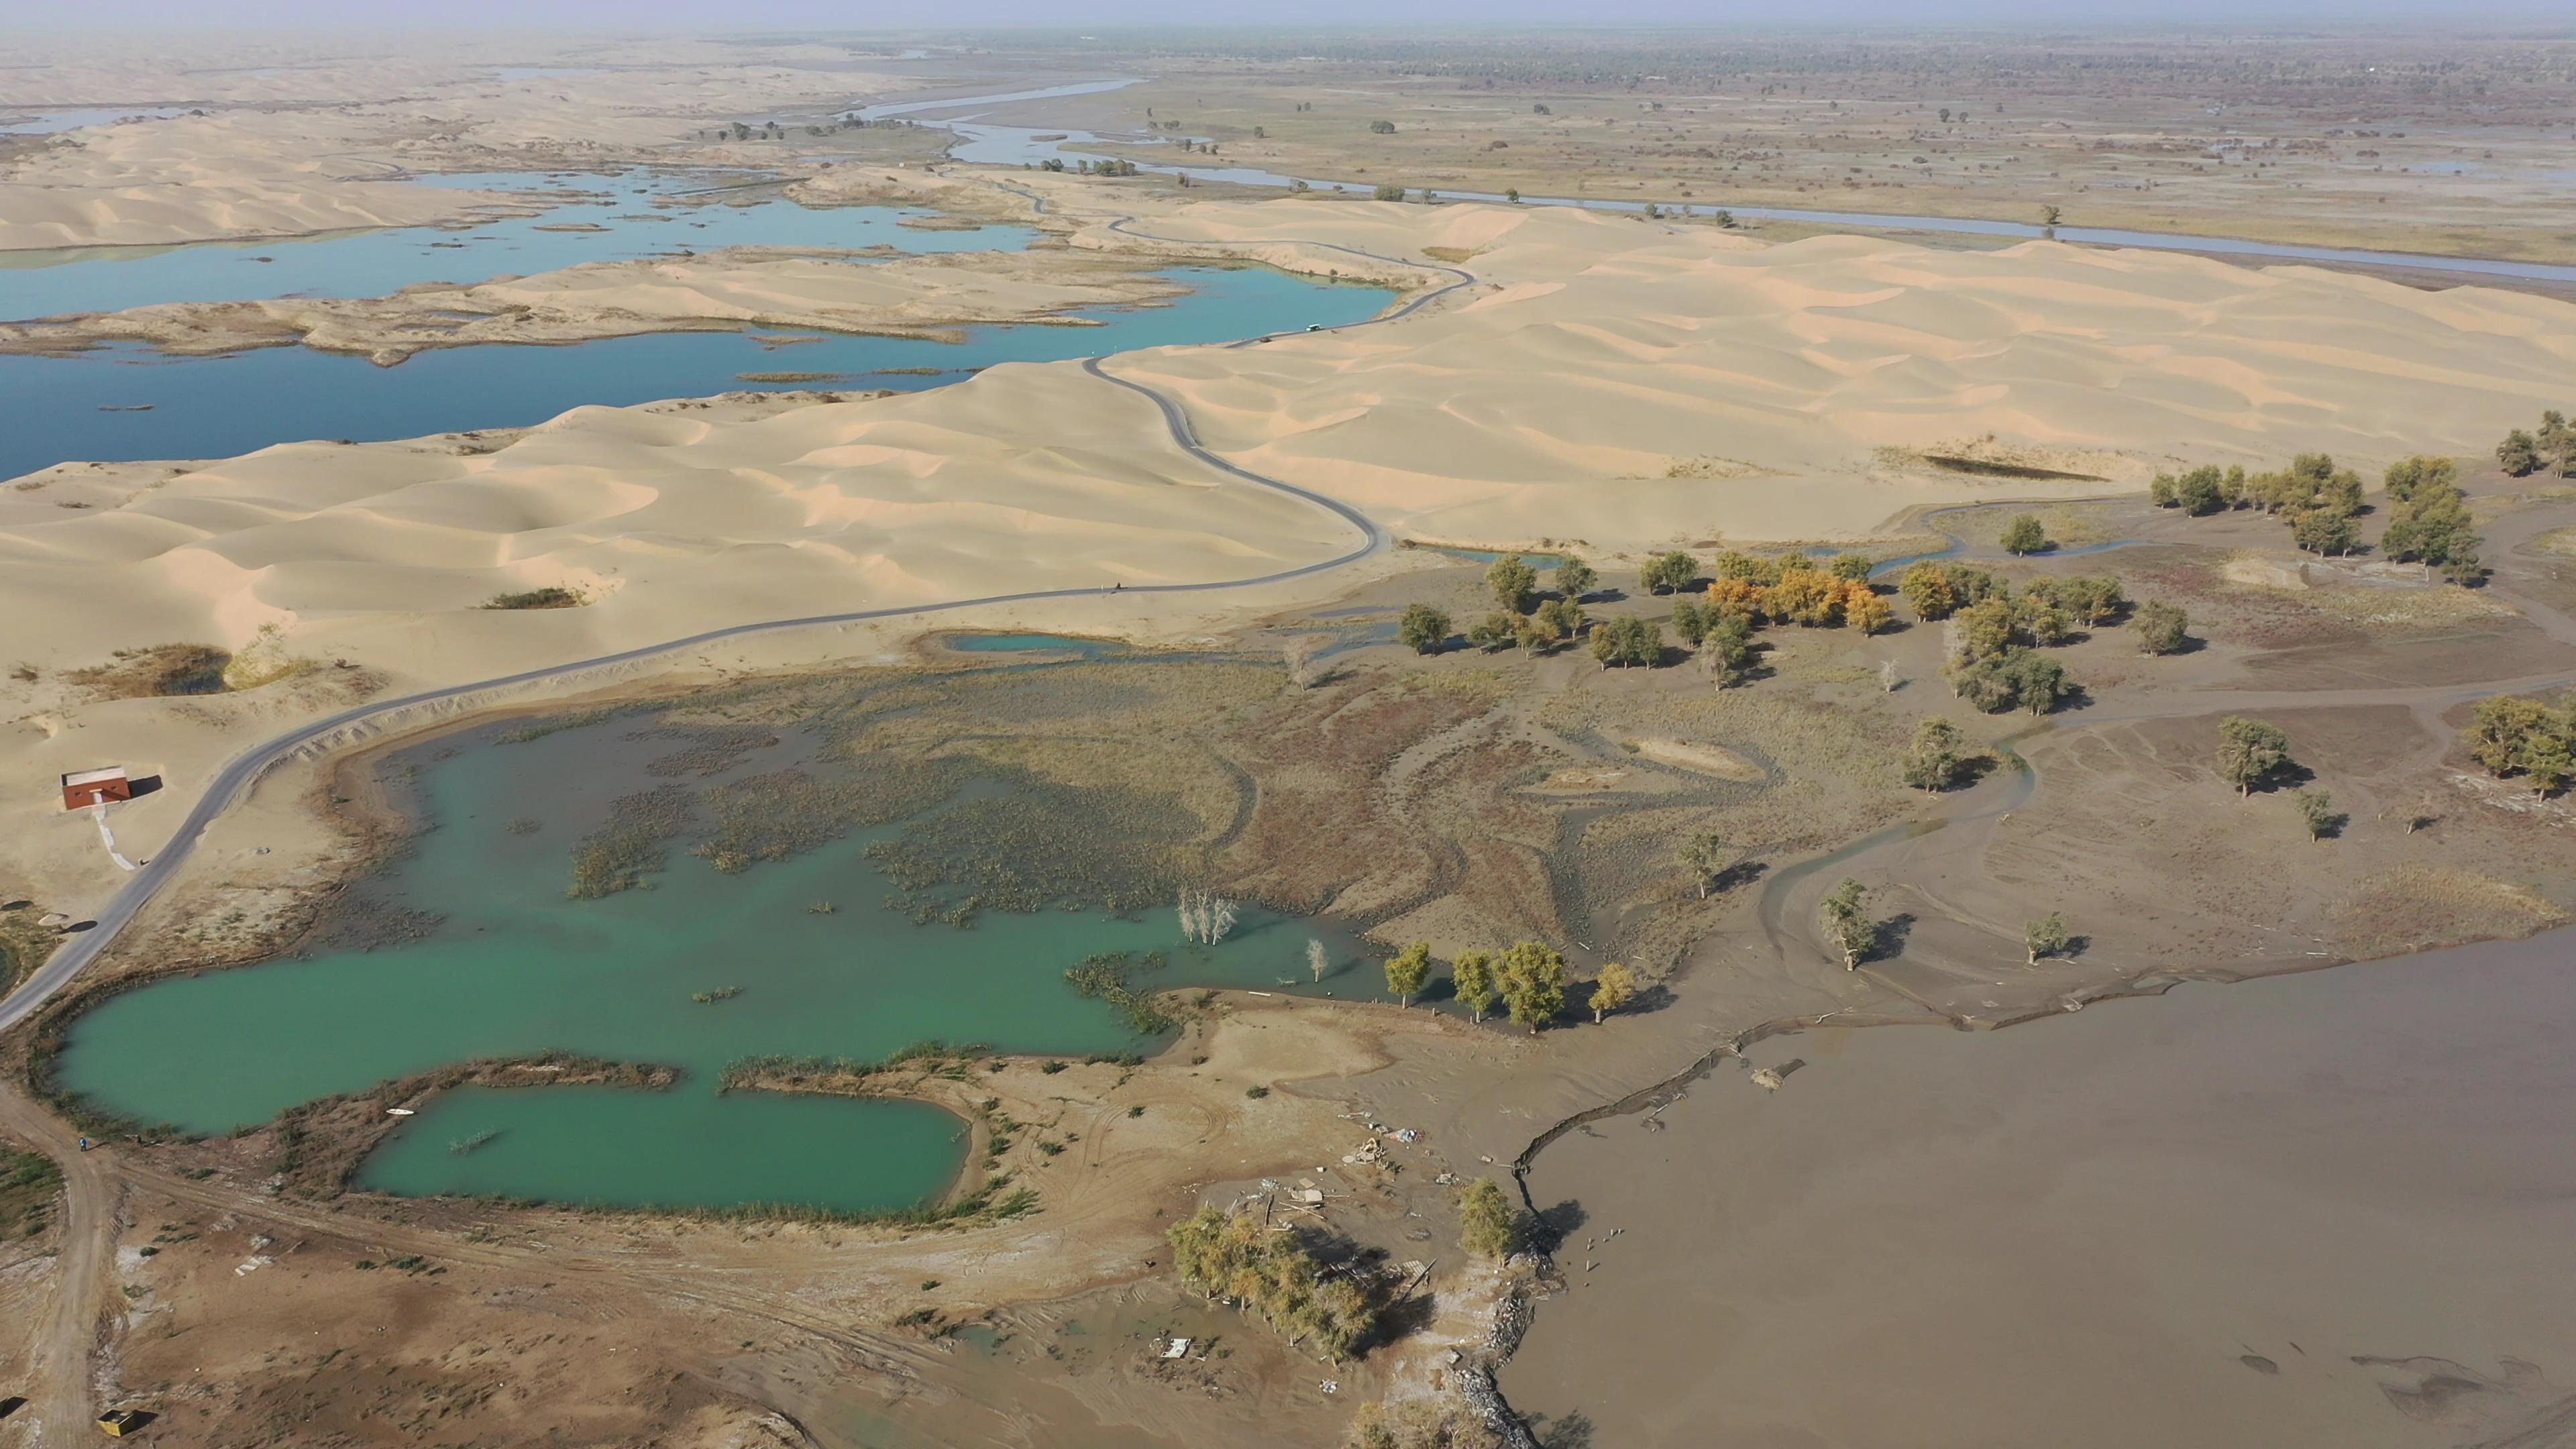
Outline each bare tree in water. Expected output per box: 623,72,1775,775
1179,888,1238,945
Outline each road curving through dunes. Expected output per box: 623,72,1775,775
0,229,1481,1039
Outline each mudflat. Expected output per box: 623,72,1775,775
1505,932,2576,1449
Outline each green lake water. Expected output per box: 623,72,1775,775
54,711,1367,1214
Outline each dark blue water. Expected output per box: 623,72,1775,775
0,169,1034,321
0,266,1395,480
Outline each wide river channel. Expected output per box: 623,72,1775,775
1503,932,2576,1449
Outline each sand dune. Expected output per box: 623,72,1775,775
1085,197,2573,547
0,111,492,253
0,365,1348,677
10,184,2576,910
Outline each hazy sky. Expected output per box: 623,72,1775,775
30,0,2575,30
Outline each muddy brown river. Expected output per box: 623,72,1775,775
1502,932,2576,1448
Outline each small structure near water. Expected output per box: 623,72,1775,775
60,767,131,811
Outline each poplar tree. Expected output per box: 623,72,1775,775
1819,879,1874,969
1495,941,1569,1034
2216,716,2290,797
1589,963,1637,1022
1384,942,1432,1006
1452,951,1496,1023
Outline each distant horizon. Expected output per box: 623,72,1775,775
20,3,2576,37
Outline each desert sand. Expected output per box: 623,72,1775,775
1084,195,2575,546
6,181,2575,924
0,246,1201,362
0,38,926,252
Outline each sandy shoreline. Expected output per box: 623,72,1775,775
0,246,1206,363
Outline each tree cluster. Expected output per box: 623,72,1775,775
1894,561,2008,621
1589,614,1664,666
1450,941,1572,1032
2377,455,2483,582
2149,452,2389,559
1639,549,1703,595
1940,592,2075,715
1472,553,1607,657
2496,410,2576,480
2467,695,2576,796
1165,1208,1378,1361
1695,551,1889,633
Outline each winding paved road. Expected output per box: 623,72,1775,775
0,225,1472,1040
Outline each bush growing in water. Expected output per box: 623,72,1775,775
1064,952,1176,1034
565,786,695,899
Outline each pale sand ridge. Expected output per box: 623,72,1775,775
6,185,2574,928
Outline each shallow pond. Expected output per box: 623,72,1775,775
938,632,1126,658
54,708,1371,1214
0,107,195,136
0,264,1395,480
0,168,1034,321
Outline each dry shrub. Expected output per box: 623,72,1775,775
1348,1397,1503,1449
2300,582,2514,631
2332,863,2567,959
70,643,231,699
1,903,60,994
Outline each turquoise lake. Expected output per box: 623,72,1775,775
54,709,1369,1213
0,264,1395,480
